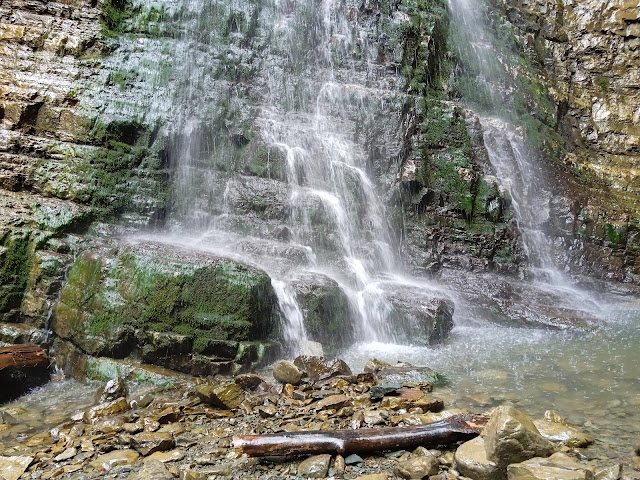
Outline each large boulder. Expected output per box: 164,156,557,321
482,406,556,468
52,241,279,373
290,272,354,349
455,406,556,480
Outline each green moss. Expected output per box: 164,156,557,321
0,232,34,313
102,0,136,37
605,223,620,246
595,76,609,92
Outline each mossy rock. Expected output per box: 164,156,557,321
290,272,354,350
52,241,278,363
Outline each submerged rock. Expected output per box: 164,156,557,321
507,452,595,480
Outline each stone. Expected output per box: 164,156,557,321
146,449,185,463
54,447,77,462
272,360,303,385
364,358,392,373
234,373,264,391
454,436,501,480
128,459,174,480
482,406,555,467
195,382,245,409
533,418,594,448
89,449,140,471
130,392,155,409
298,454,332,478
131,432,175,456
396,455,440,479
594,464,622,480
0,455,33,480
344,454,364,465
83,397,130,424
357,475,391,480
316,394,350,411
95,377,128,403
334,454,346,474
370,382,404,400
293,355,352,382
507,452,595,480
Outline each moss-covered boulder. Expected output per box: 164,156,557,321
290,272,354,350
52,241,278,373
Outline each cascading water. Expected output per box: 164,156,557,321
447,0,602,315
136,0,453,352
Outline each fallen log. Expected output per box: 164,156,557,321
234,413,488,456
0,343,51,403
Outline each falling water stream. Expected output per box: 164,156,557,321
2,0,640,467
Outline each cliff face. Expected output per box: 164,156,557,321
0,0,639,367
496,0,640,281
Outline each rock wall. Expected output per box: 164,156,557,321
495,0,640,282
1,0,639,374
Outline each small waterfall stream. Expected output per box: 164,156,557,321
447,0,603,317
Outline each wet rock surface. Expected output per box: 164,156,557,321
0,357,632,480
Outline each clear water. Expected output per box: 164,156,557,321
342,295,640,463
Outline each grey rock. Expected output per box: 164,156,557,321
298,454,332,478
396,455,440,479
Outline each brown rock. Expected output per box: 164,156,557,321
89,449,140,472
293,355,352,382
316,394,350,411
83,397,130,424
298,454,331,478
234,373,264,391
131,432,175,456
396,455,440,479
273,361,303,385
196,382,245,409
95,377,128,404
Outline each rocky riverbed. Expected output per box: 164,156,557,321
0,355,636,480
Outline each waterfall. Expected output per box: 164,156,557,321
447,0,601,313
134,0,451,352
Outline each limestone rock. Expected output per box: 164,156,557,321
293,355,352,382
507,452,595,480
83,397,130,424
395,455,440,479
89,449,140,472
482,406,555,467
0,455,33,480
196,382,245,409
455,436,501,480
298,454,331,478
131,432,175,456
273,360,303,385
128,459,174,480
533,418,594,448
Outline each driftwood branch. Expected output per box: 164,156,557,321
0,343,51,402
234,413,488,456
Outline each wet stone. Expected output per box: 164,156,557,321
235,373,264,391
130,392,155,409
316,394,350,411
293,355,352,382
396,455,440,479
370,382,404,400
344,453,364,465
507,452,595,480
128,458,174,480
298,454,332,478
131,431,175,456
54,447,77,462
83,397,130,424
145,448,185,463
196,382,245,410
